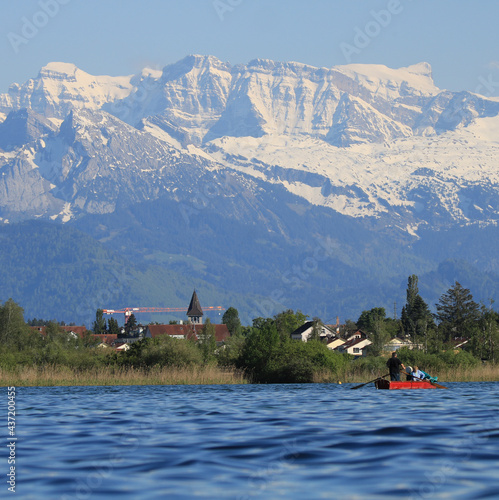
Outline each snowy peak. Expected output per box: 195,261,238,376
108,54,233,145
406,61,433,77
2,55,499,233
3,56,498,149
0,62,134,119
161,54,232,80
335,61,438,97
202,59,442,145
38,62,80,80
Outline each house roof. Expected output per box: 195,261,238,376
187,290,203,317
31,325,88,337
93,333,118,344
291,321,316,336
449,337,469,348
327,338,345,349
61,326,88,336
388,337,413,344
291,321,338,338
341,337,372,349
146,324,230,342
345,329,367,341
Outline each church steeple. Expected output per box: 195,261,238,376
187,290,203,324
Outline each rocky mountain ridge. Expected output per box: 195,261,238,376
1,55,499,322
1,55,499,231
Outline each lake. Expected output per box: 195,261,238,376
7,382,499,499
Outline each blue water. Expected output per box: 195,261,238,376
5,383,499,499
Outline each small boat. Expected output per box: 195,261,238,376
374,379,437,390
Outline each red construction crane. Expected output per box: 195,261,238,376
102,306,225,324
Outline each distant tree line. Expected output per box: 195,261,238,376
356,275,498,362
1,275,497,383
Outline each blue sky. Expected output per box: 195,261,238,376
1,0,498,96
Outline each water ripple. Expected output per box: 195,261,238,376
9,382,499,499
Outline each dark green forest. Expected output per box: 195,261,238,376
0,220,263,325
3,214,499,330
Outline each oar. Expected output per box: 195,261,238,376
428,380,448,389
351,373,390,390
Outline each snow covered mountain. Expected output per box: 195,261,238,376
1,55,499,322
107,56,499,145
1,55,498,232
0,62,135,122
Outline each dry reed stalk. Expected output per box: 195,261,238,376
0,365,247,387
434,364,499,382
312,370,338,383
341,364,499,384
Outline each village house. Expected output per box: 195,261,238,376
31,325,119,346
115,324,146,344
145,323,230,344
337,337,372,356
115,343,130,352
326,338,345,350
29,291,229,348
383,337,422,352
345,329,368,342
290,319,371,356
93,333,118,345
31,325,89,339
290,320,339,342
448,337,470,349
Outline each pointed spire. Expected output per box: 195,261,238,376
187,290,203,324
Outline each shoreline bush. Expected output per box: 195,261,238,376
1,299,498,386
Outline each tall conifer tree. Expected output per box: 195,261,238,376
435,281,480,341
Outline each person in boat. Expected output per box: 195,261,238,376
405,366,413,381
420,369,438,383
386,351,405,381
411,365,424,381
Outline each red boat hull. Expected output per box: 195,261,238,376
374,379,436,390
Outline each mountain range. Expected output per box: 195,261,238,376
1,55,499,325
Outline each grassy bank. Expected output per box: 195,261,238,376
0,365,247,387
2,362,498,387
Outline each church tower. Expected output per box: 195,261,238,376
186,290,204,325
